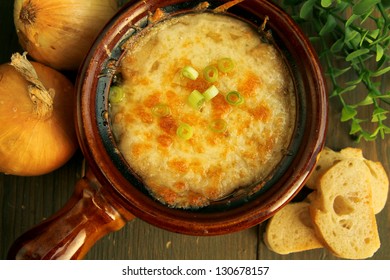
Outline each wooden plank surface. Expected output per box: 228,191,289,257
0,0,389,260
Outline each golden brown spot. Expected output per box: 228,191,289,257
123,113,135,124
189,160,205,176
159,115,178,135
238,71,262,97
165,90,184,114
135,107,154,123
173,181,186,191
151,184,178,206
157,134,173,147
165,90,183,106
168,159,189,173
181,114,201,126
185,77,210,93
207,166,222,181
211,94,231,118
206,135,216,146
187,192,209,207
249,103,271,121
263,137,276,156
206,132,225,146
143,92,160,108
205,182,221,200
131,143,151,157
191,140,206,154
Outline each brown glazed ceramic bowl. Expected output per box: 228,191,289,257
8,0,327,260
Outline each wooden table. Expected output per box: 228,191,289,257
1,0,389,260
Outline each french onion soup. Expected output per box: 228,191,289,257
109,13,296,208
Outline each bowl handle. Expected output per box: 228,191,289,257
7,170,135,260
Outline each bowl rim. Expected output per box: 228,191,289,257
76,0,328,235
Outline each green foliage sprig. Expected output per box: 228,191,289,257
279,0,390,141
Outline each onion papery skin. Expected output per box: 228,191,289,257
14,0,118,70
0,62,77,176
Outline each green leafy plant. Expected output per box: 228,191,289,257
279,0,390,141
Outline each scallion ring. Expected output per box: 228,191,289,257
226,91,244,105
181,65,199,80
176,123,194,140
109,86,125,103
151,103,171,117
188,90,205,110
217,58,235,73
209,119,228,133
203,65,219,83
203,85,219,101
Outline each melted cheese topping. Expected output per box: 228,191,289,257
110,13,296,208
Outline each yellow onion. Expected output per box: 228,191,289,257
14,0,119,70
0,53,77,176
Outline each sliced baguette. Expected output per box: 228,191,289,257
307,147,388,214
310,159,380,259
264,202,323,254
306,147,363,189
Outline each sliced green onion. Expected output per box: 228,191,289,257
176,123,194,140
226,91,244,105
109,86,125,103
187,90,205,110
151,103,171,117
203,65,219,83
203,85,219,101
209,119,228,133
181,65,199,80
217,58,235,73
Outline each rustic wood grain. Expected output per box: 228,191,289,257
1,0,389,260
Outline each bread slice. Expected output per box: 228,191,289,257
307,147,388,214
306,147,363,189
310,159,380,259
264,202,323,254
